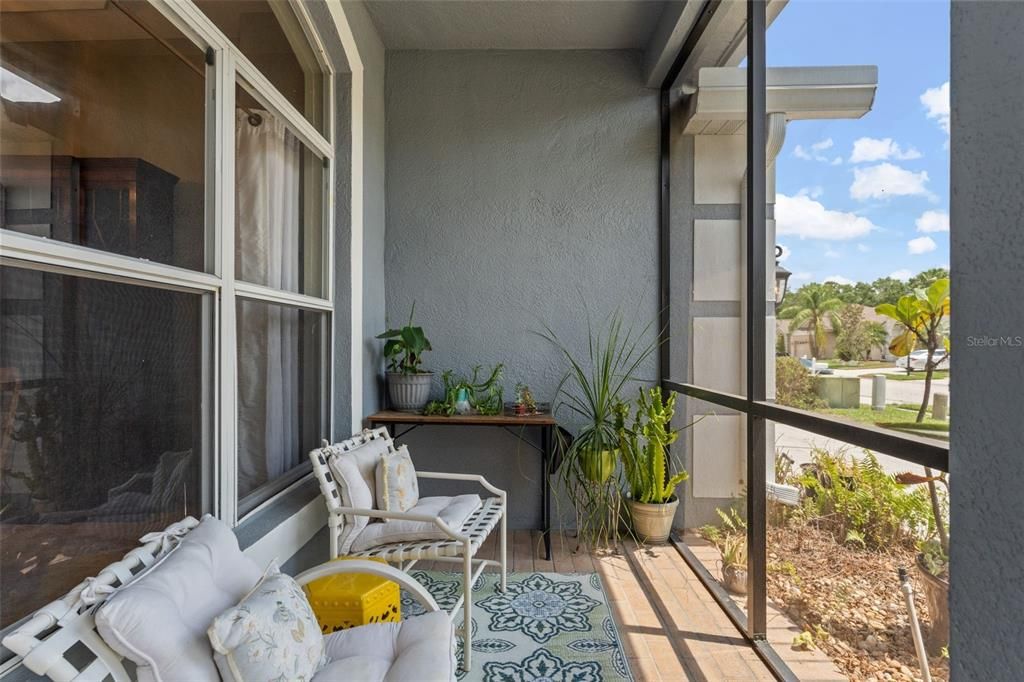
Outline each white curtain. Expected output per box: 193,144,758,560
236,109,300,498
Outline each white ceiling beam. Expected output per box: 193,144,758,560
643,1,702,88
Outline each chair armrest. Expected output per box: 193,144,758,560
292,560,440,613
416,471,507,499
334,506,469,542
108,472,153,498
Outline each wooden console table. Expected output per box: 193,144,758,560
367,411,559,560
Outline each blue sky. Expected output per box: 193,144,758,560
768,0,950,287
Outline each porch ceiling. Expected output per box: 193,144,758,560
363,0,670,50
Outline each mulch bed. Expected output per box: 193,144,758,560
767,525,949,682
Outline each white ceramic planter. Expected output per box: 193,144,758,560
628,498,678,544
387,371,433,412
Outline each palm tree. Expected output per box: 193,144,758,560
865,321,889,359
778,284,844,359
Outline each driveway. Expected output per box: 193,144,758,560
772,423,927,475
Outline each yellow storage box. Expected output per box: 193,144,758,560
303,557,402,634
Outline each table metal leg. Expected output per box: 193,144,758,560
541,425,552,561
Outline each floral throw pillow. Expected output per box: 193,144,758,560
375,444,419,519
208,562,325,682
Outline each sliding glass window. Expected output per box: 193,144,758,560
0,0,335,637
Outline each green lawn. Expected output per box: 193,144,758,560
871,370,949,381
825,360,892,369
823,405,950,441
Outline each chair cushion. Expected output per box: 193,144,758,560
375,445,419,519
350,495,481,553
208,563,326,682
313,611,455,682
96,516,263,682
327,437,392,553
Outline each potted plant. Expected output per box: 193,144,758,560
720,534,748,594
423,365,505,416
915,538,949,655
512,384,537,416
377,304,433,412
538,310,659,547
618,388,689,543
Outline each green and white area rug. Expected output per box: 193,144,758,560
402,571,633,682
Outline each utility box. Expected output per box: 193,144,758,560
815,376,861,408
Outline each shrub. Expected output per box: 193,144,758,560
797,448,933,550
775,356,825,410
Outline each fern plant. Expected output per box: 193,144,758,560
618,388,690,504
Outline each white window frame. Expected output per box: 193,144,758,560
0,0,338,530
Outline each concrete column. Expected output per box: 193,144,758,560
932,392,948,421
871,375,886,411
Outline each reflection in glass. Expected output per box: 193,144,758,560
196,0,326,133
0,0,206,270
236,299,324,507
0,266,204,628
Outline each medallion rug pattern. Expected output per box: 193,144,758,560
402,571,633,681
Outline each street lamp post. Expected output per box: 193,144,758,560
774,245,791,305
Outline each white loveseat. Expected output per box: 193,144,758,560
3,516,455,682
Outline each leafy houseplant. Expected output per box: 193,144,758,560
617,388,690,543
377,304,433,412
423,365,505,416
538,310,659,547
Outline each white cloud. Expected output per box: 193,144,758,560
793,138,836,163
850,137,922,163
796,185,824,199
831,157,843,166
777,244,791,262
907,236,938,255
792,271,813,281
824,248,841,259
824,275,854,285
856,243,870,253
776,193,879,241
921,81,950,134
850,163,934,201
890,269,914,281
915,210,949,233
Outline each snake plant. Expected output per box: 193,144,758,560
618,388,689,504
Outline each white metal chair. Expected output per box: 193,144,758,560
310,427,508,671
1,516,452,682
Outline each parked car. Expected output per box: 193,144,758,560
896,349,949,371
799,357,833,375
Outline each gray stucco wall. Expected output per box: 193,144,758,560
384,50,659,529
950,3,1024,680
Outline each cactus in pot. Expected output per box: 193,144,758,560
618,388,690,543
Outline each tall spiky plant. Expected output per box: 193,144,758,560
618,388,690,504
537,309,660,547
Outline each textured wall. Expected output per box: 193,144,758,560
384,50,659,528
950,2,1024,679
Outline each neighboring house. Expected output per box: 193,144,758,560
777,304,901,361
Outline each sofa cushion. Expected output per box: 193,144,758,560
326,437,392,553
96,516,262,682
375,445,419,519
313,610,454,682
208,563,326,682
349,495,480,553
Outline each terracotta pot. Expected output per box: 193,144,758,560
915,553,949,655
581,449,616,484
386,372,433,412
628,497,678,544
